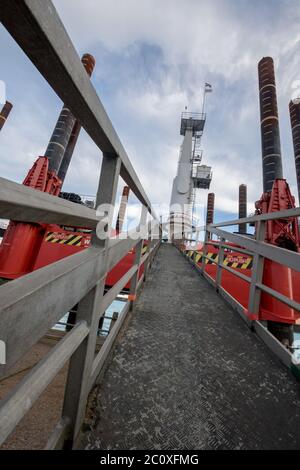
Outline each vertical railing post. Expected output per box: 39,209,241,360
201,226,209,274
159,215,162,243
149,223,155,268
247,220,266,322
143,225,152,283
61,152,121,447
148,217,159,269
128,206,147,309
109,312,119,333
152,218,160,259
216,236,225,290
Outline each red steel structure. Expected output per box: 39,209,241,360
0,54,145,290
0,54,95,280
255,57,299,345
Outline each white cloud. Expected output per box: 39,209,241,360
1,0,300,220
53,0,300,78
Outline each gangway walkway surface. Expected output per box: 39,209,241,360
83,244,300,450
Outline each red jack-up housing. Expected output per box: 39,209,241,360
256,57,299,346
0,53,96,279
0,54,144,293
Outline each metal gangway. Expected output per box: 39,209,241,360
0,0,300,451
84,242,300,450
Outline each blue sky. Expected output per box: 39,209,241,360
1,0,300,225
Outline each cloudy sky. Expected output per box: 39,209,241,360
1,0,300,225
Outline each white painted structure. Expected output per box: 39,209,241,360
169,112,212,238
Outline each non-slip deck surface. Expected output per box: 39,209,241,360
84,244,300,450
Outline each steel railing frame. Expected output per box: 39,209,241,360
182,207,300,378
0,0,161,449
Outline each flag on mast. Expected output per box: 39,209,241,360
205,83,213,93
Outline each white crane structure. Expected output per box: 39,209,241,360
169,111,212,240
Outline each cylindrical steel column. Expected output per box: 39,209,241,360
57,120,80,182
45,53,95,175
258,57,283,193
206,193,215,240
116,186,130,234
44,107,76,174
238,184,247,234
206,192,215,225
289,100,300,204
258,58,294,347
0,101,12,131
57,54,95,184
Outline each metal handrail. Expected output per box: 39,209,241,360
181,112,206,120
0,176,100,228
0,321,89,446
185,208,300,320
0,0,162,450
210,206,300,227
0,0,159,220
208,240,254,256
182,214,300,376
210,226,300,273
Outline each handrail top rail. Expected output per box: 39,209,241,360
210,206,300,228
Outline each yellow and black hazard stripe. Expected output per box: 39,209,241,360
204,252,218,264
186,250,253,269
223,256,253,269
187,250,198,261
45,232,84,247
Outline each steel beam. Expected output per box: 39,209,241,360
221,263,252,284
89,302,130,391
45,417,70,450
209,240,253,256
257,282,300,312
247,221,266,317
209,227,300,273
0,177,99,227
0,321,89,446
215,237,225,288
62,155,122,446
0,235,139,376
101,265,137,314
211,206,300,228
129,207,148,308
